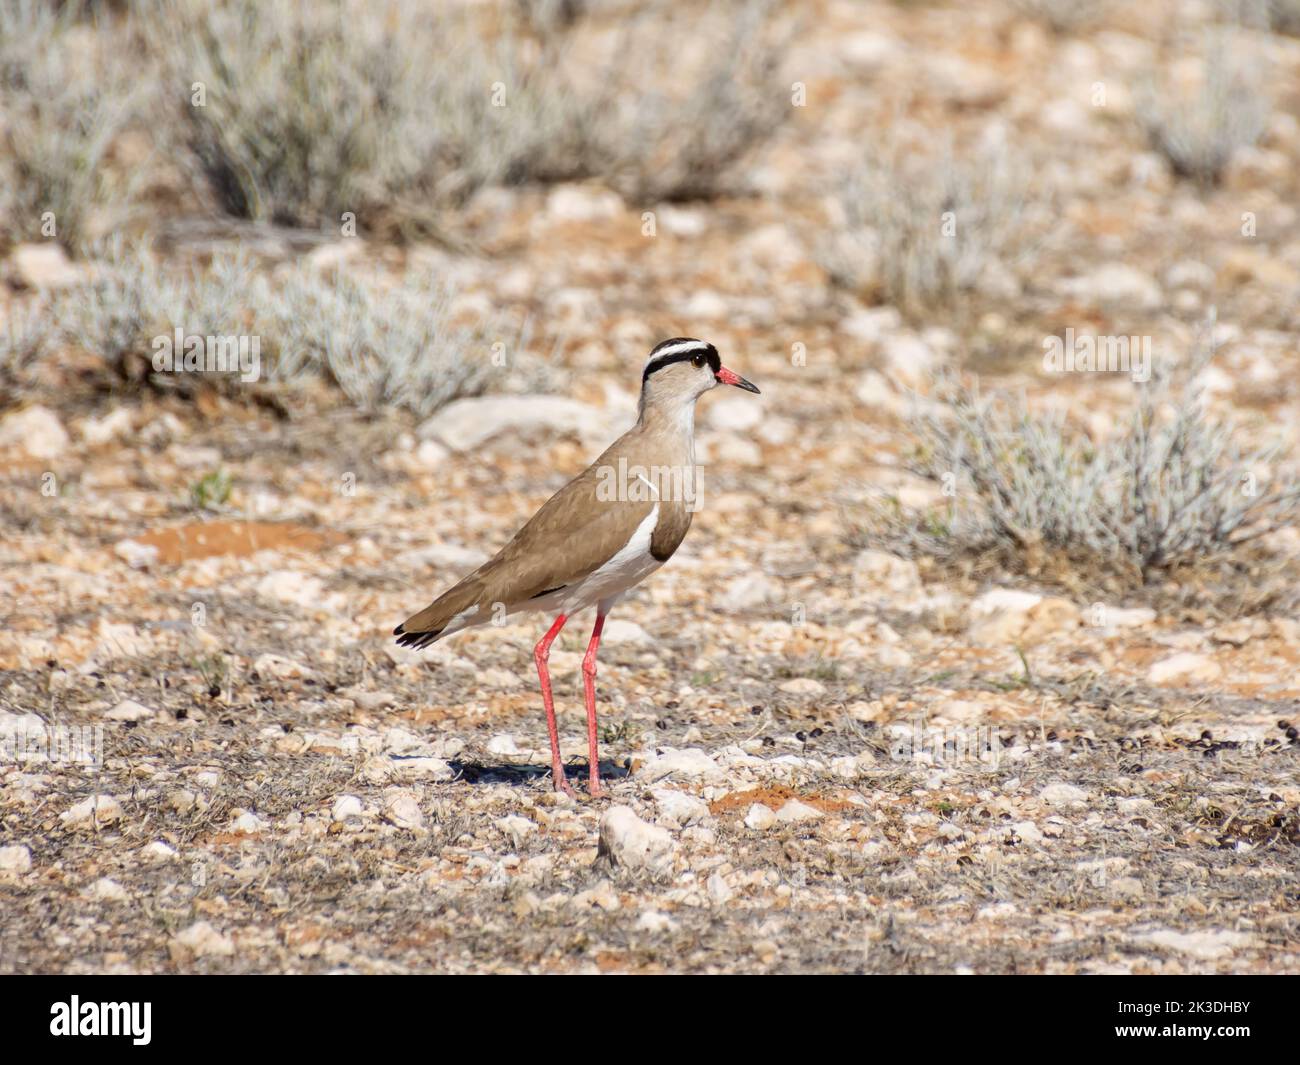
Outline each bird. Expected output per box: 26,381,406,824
395,338,760,797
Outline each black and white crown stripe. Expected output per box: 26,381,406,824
642,338,720,382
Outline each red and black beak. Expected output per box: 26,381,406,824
715,366,760,394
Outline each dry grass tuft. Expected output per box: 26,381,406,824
1136,30,1269,186
0,1,137,251
861,331,1300,586
826,126,1051,317
33,243,538,416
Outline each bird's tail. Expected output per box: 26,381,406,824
393,576,487,650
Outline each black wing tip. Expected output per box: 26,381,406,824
394,625,442,650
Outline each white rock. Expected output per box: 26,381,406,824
0,405,70,459
1165,259,1214,291
969,588,1043,617
638,747,720,783
656,203,707,237
705,395,763,432
775,799,824,823
1094,605,1157,629
91,877,128,901
228,812,267,834
1013,820,1044,844
256,571,331,610
852,549,922,598
651,788,710,826
9,242,83,288
681,289,729,319
414,438,450,466
598,806,674,874
744,803,777,830
417,395,607,452
487,734,520,756
1059,263,1162,310
60,795,123,828
252,653,317,681
94,620,153,660
706,871,734,904
80,408,134,446
967,589,1078,644
172,920,235,959
105,699,155,723
383,790,425,830
1039,782,1090,806
332,795,364,822
738,223,804,268
602,619,651,645
880,334,938,386
840,30,903,73
0,844,32,874
1148,652,1222,685
778,677,825,696
142,841,178,861
854,370,903,410
113,539,159,570
495,815,537,845
718,573,780,611
392,756,454,781
546,184,623,221
842,306,902,342
577,879,621,912
304,239,364,272
1110,877,1145,900
349,690,398,711
1137,928,1253,961
636,910,678,933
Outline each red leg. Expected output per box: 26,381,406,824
582,612,607,797
534,614,572,796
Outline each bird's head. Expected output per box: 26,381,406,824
639,338,760,413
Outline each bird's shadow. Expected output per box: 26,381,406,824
447,758,629,788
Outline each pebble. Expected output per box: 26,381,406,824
0,844,32,874
104,699,156,723
1039,783,1090,806
0,405,70,459
252,653,317,681
651,788,710,826
1148,653,1223,686
598,806,674,875
775,799,823,823
60,795,123,828
170,920,235,960
418,395,607,452
382,790,425,830
638,748,720,783
637,910,678,933
1136,929,1254,961
91,877,129,902
706,872,734,905
332,795,365,822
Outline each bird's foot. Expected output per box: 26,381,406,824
587,778,606,798
552,771,576,798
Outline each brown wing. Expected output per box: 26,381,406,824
395,443,654,647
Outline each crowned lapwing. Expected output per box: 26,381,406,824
395,339,760,796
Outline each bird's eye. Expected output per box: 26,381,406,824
692,353,707,368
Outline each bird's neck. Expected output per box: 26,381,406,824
637,395,697,465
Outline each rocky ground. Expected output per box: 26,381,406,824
2,0,1299,973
